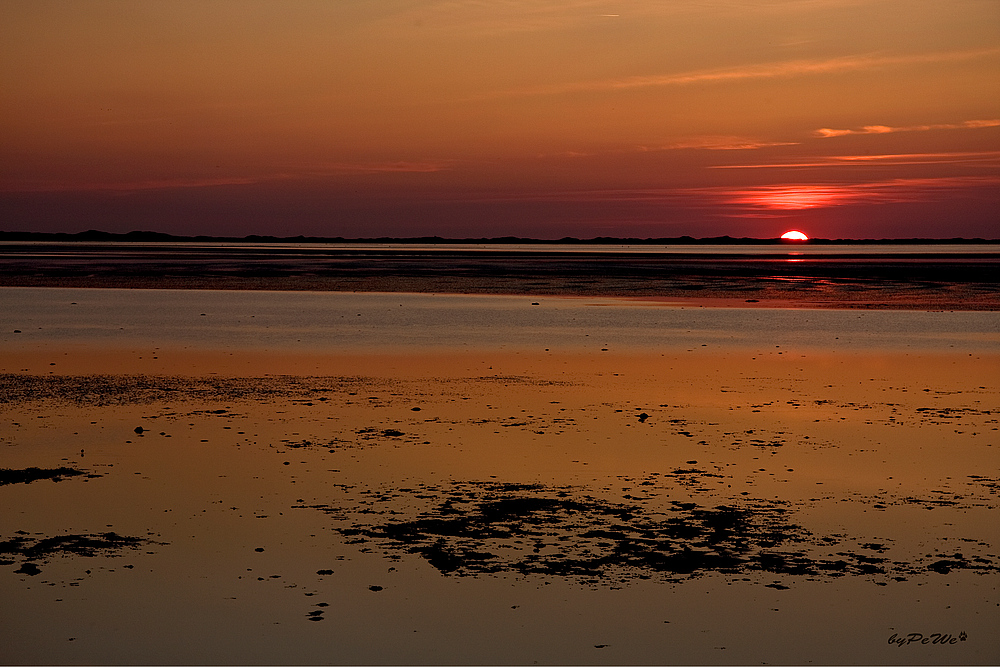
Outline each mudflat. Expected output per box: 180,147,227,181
0,281,998,664
2,241,999,310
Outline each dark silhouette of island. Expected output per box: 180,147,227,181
0,229,997,244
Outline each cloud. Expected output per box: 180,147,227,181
0,175,272,194
308,161,455,174
387,0,656,34
651,137,800,151
708,151,1000,169
0,161,455,193
450,176,1000,215
687,176,1000,211
389,0,877,35
486,48,1000,99
816,119,1000,137
538,136,798,158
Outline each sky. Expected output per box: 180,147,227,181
2,0,998,239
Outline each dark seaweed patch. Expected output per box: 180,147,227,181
282,437,354,451
0,467,97,485
968,475,1000,495
0,374,398,407
301,482,1000,588
356,427,406,439
1,531,148,559
281,426,419,452
0,531,162,576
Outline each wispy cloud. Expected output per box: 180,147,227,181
682,176,1000,212
0,175,272,194
708,151,1000,169
486,48,999,99
389,0,651,34
816,119,1000,137
453,176,1000,214
390,0,876,35
0,161,455,193
538,136,798,158
643,137,800,151
308,161,455,174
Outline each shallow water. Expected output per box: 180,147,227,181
0,288,997,665
3,287,998,353
3,243,999,311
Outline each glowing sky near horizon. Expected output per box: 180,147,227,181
1,0,998,238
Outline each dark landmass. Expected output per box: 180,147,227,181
0,229,997,244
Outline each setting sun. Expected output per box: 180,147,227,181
1,2,997,239
780,230,809,241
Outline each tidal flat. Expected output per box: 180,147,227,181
0,286,998,665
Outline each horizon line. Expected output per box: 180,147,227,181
1,230,998,245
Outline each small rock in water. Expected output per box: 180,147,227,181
134,426,144,434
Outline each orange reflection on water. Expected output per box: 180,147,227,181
2,346,999,664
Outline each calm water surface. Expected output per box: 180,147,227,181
2,287,998,353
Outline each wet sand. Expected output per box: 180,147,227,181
0,286,998,664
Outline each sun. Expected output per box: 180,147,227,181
780,230,809,241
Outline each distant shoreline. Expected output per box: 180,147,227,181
1,230,998,245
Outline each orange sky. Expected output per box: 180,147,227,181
2,0,998,238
